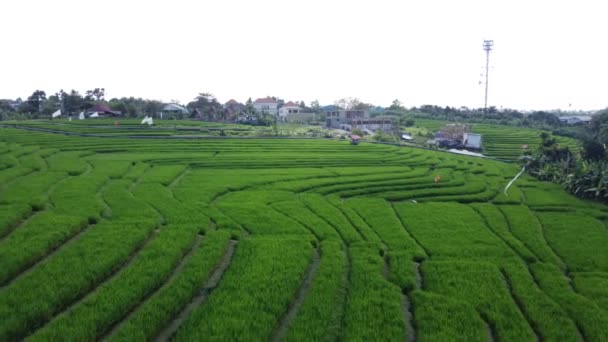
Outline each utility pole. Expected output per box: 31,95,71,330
483,40,494,113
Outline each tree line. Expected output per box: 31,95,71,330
523,108,608,202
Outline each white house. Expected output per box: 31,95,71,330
463,133,483,149
278,101,301,120
253,97,278,115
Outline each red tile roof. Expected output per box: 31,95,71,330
225,99,241,105
254,97,277,104
283,101,299,107
88,103,112,112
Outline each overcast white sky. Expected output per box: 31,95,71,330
1,0,606,110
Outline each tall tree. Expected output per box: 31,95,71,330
389,99,404,111
25,90,46,114
310,99,321,113
187,93,224,121
85,88,105,101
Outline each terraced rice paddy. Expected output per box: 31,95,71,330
414,119,580,161
0,124,607,341
471,124,580,161
2,119,316,138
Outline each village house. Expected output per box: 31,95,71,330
160,103,189,119
325,109,367,130
433,124,483,150
86,103,122,118
0,98,22,110
253,97,278,116
325,109,394,132
558,116,592,125
350,117,394,132
224,99,245,120
278,101,301,121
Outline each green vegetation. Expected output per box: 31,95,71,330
0,125,606,340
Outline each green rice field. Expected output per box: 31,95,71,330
0,124,606,341
1,119,322,138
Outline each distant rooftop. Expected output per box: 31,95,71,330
559,115,592,122
225,99,241,105
254,97,277,104
283,101,299,107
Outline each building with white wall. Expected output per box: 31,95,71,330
253,97,278,115
278,101,301,120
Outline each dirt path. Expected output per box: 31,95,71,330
338,244,353,340
382,253,389,279
402,294,416,342
153,239,237,342
271,248,321,342
102,235,204,340
414,261,423,289
480,314,496,342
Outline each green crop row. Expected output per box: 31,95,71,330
346,197,427,290
572,272,608,312
285,240,347,341
0,177,161,340
139,165,187,186
108,230,232,341
1,171,67,208
132,183,208,228
300,193,363,244
173,236,313,340
422,260,535,340
29,224,200,340
217,192,310,236
0,163,32,185
412,290,488,341
0,203,32,238
500,261,580,340
0,219,157,340
536,212,608,272
393,202,513,259
531,262,608,340
337,176,465,199
0,212,88,285
272,200,341,241
470,204,537,262
498,206,565,267
343,243,406,340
